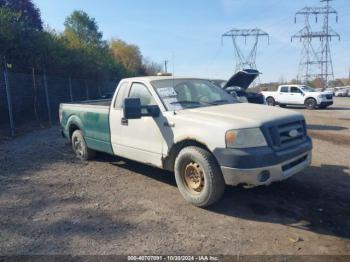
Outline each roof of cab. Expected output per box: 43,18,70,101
121,76,205,82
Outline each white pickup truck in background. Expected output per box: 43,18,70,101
262,85,333,109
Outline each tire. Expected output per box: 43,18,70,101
174,146,225,207
266,97,275,106
71,130,96,160
304,98,317,110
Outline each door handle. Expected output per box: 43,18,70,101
121,118,128,126
164,121,175,127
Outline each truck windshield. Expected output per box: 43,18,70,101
151,79,237,110
301,86,316,92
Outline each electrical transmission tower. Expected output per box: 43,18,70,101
292,0,340,87
222,28,269,73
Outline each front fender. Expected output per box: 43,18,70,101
172,126,226,153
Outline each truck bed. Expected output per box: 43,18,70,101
60,99,113,154
63,99,112,107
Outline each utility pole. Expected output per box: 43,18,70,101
43,65,52,126
292,0,340,88
164,60,168,73
322,0,330,86
3,56,15,136
222,28,269,73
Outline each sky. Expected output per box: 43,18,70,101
33,0,350,83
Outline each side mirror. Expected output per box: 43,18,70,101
123,98,161,119
124,98,141,119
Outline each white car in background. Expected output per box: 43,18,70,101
334,88,349,97
324,87,335,95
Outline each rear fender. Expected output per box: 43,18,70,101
66,115,85,139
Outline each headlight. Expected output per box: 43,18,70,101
225,128,267,148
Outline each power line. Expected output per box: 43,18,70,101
221,28,269,73
292,0,340,88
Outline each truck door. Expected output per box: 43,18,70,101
290,86,304,104
110,81,130,151
117,82,163,167
277,86,290,104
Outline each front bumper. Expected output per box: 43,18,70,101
221,151,311,187
319,101,333,107
213,138,312,187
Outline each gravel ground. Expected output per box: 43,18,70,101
0,98,349,255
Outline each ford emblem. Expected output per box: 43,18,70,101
289,129,299,138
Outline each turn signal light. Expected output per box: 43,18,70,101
225,130,236,145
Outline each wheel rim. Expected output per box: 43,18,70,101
306,100,314,108
182,162,205,194
73,136,84,158
267,98,274,106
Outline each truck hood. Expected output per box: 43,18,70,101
223,69,260,90
175,103,303,129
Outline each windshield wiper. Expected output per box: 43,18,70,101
170,99,230,108
207,99,230,105
170,100,202,108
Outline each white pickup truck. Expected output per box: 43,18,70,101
262,85,333,109
60,76,312,207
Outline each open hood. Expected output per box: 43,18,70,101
223,69,260,90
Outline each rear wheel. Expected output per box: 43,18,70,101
266,97,275,106
71,130,96,160
174,146,225,207
305,98,317,110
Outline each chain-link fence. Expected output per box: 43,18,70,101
0,70,118,137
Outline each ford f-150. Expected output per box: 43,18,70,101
60,76,312,207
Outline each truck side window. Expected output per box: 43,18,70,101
128,83,156,106
291,87,301,93
280,86,289,93
114,82,130,109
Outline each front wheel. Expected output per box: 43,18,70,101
305,98,317,110
174,146,225,207
266,97,275,106
71,130,96,160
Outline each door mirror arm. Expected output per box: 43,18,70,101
143,105,160,118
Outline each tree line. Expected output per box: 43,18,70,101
0,0,162,81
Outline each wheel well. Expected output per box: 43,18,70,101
305,97,316,103
162,139,213,171
68,124,80,139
